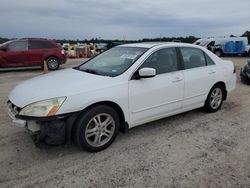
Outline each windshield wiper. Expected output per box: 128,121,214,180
79,68,99,75
74,67,112,77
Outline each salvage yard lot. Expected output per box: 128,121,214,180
0,57,250,187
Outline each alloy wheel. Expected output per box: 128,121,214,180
210,88,223,110
47,58,59,70
85,113,115,147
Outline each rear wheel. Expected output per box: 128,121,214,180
74,105,120,152
204,84,225,113
46,57,60,70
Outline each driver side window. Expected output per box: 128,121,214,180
8,41,28,51
141,48,178,75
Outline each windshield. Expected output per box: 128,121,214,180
78,46,148,77
199,40,211,47
194,39,211,47
0,41,10,47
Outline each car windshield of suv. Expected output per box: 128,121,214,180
0,41,11,47
78,47,148,77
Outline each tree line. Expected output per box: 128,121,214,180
1,31,250,45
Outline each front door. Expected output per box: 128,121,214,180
129,47,184,126
1,40,28,67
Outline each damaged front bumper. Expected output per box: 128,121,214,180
7,101,27,128
7,101,79,146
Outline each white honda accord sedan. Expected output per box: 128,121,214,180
7,42,236,152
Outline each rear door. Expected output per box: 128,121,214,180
1,40,28,67
179,47,218,109
27,40,55,65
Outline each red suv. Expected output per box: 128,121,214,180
0,38,67,70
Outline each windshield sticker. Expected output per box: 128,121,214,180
120,54,138,59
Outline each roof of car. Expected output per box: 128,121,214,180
20,38,50,40
120,42,197,48
120,42,169,48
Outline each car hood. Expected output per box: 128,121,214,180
9,68,115,108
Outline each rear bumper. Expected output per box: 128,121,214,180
226,73,237,93
59,55,67,64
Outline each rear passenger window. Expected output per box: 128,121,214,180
141,48,178,75
205,53,215,65
29,41,55,49
180,47,206,69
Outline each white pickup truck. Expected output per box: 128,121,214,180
194,37,250,57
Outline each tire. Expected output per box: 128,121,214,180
215,50,222,57
241,75,250,85
46,57,60,70
204,84,225,113
74,105,120,152
241,51,247,57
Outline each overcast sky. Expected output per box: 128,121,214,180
0,0,249,40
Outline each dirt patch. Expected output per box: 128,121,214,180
0,57,250,188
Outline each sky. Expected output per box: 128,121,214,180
0,0,249,40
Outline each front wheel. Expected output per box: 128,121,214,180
46,57,60,70
74,105,120,152
204,85,225,113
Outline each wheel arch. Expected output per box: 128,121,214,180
45,55,60,61
211,81,227,100
70,100,128,142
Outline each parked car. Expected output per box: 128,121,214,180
106,41,126,50
240,60,250,84
7,43,236,152
194,37,250,57
96,43,108,53
0,38,67,70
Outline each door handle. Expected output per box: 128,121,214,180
172,77,183,83
208,70,216,75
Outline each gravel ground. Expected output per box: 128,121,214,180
0,57,250,188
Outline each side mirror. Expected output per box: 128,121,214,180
138,68,156,78
0,47,7,52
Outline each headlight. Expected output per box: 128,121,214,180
19,97,66,117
